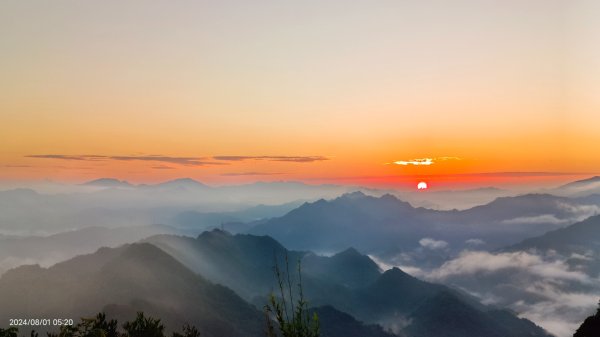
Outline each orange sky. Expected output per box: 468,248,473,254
1,1,599,189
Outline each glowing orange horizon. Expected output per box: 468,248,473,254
1,1,599,189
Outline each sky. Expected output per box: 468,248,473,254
1,0,599,189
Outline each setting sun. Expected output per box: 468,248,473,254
417,181,428,190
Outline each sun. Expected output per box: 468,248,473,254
417,181,428,190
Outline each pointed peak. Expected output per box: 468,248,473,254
381,266,412,279
339,191,368,200
165,177,202,184
562,176,600,187
198,228,232,240
380,193,400,201
157,178,208,188
120,242,165,257
335,247,361,257
83,178,132,188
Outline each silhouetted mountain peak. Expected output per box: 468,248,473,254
491,193,558,204
381,266,412,280
118,242,168,259
199,228,233,239
0,188,39,198
340,191,367,199
335,247,361,257
83,178,132,188
507,213,600,253
156,178,209,189
562,176,600,187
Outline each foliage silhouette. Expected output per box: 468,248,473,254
122,312,164,337
574,300,600,337
2,312,200,337
171,324,200,337
264,254,319,337
0,327,18,337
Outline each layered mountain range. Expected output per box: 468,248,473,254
0,229,553,337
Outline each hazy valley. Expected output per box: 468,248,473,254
1,177,600,336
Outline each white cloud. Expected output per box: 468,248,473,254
429,250,591,283
392,156,461,166
513,285,600,337
419,238,449,250
419,250,600,337
465,238,485,246
557,203,600,221
500,214,570,225
371,245,600,337
367,254,426,277
570,252,593,261
394,158,434,166
500,204,600,226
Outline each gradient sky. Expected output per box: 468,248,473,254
1,0,599,188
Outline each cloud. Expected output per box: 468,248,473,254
152,165,175,170
500,204,600,226
557,203,600,221
392,156,461,166
500,214,570,225
213,156,328,163
394,158,434,166
410,249,599,337
465,238,486,246
0,256,62,276
429,250,591,283
453,171,586,177
368,254,426,277
26,154,107,161
373,247,600,337
110,155,225,166
419,238,449,250
430,251,599,337
511,284,600,337
436,156,462,161
26,154,226,167
220,172,283,176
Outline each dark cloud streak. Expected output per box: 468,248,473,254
26,154,328,166
26,154,226,167
213,155,328,163
110,156,225,166
26,154,107,161
220,172,284,176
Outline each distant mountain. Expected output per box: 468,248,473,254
247,192,598,253
144,230,304,299
0,225,181,275
506,214,600,276
554,176,600,197
357,267,449,320
399,186,512,210
0,243,263,337
507,214,600,254
303,248,381,289
405,291,547,337
0,240,419,337
355,268,551,337
314,306,398,337
171,200,304,232
151,178,211,190
560,176,600,189
248,192,421,252
574,302,600,337
455,193,573,221
145,231,552,337
83,178,133,188
0,179,393,234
